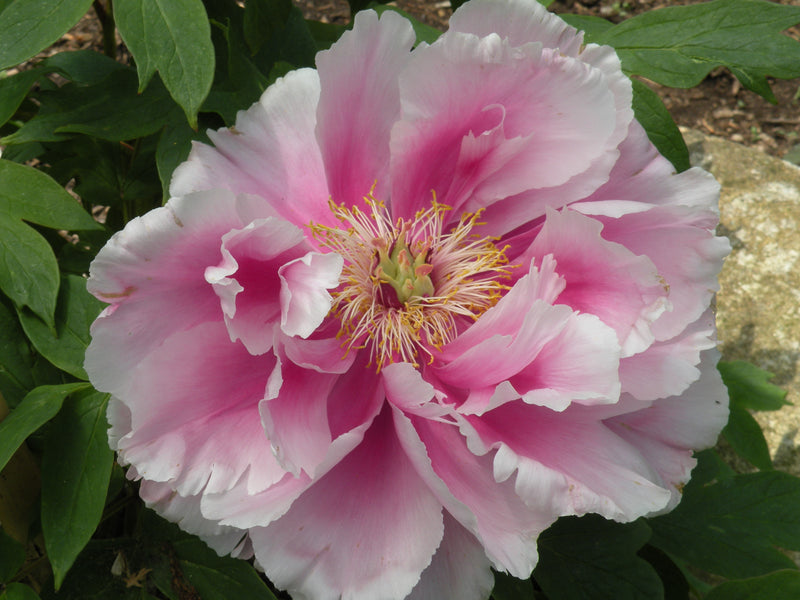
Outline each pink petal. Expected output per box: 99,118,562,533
607,350,729,510
114,322,281,497
396,411,550,577
391,32,621,220
279,251,343,338
449,0,584,55
315,9,416,208
594,204,729,341
407,513,494,600
527,208,668,356
260,350,383,477
251,407,444,600
620,311,717,401
170,69,332,229
464,401,673,521
86,190,247,398
204,217,310,355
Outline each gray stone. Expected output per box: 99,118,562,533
683,129,800,474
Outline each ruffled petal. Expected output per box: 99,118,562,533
279,251,343,338
463,400,673,521
449,0,583,55
316,9,416,208
607,350,729,511
395,410,549,577
391,31,622,220
407,513,494,600
86,190,248,399
113,322,280,497
170,69,331,229
251,407,444,600
204,217,311,355
525,208,668,356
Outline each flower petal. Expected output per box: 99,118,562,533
449,0,583,55
86,190,247,398
316,9,416,208
251,407,444,600
114,322,280,497
170,69,331,229
279,251,343,338
407,513,494,600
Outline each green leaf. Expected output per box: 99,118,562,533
560,14,614,41
243,0,292,55
2,70,176,145
718,360,789,412
0,68,42,127
0,382,88,474
649,471,800,579
595,0,800,102
114,0,215,128
723,404,773,470
372,4,442,45
534,515,663,600
17,275,105,380
43,49,127,85
0,299,35,407
0,583,41,600
631,79,690,172
491,571,537,600
41,388,113,588
0,160,99,326
0,0,94,70
0,527,25,582
156,118,197,201
705,570,800,600
305,19,348,52
141,509,278,600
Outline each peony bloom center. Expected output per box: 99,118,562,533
312,194,513,369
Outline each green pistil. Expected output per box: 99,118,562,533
375,231,435,304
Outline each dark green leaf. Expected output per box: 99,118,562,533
637,545,690,600
492,571,536,600
0,160,99,325
156,118,197,201
631,79,690,172
42,388,113,588
705,570,800,600
39,539,156,600
0,68,42,127
43,49,127,85
649,471,800,579
560,14,614,41
141,509,277,600
17,275,105,380
0,526,25,582
348,0,389,16
536,0,555,8
596,0,800,102
243,0,292,55
2,69,176,146
0,583,41,600
372,4,442,45
0,298,34,407
534,515,663,600
718,360,789,412
0,382,88,473
305,19,348,52
723,404,773,470
114,0,215,127
450,0,468,11
0,0,94,70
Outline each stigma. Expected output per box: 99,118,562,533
311,192,513,370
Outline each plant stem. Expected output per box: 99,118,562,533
93,0,117,60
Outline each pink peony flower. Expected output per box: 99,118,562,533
86,0,731,597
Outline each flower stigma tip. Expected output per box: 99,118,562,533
311,190,515,371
